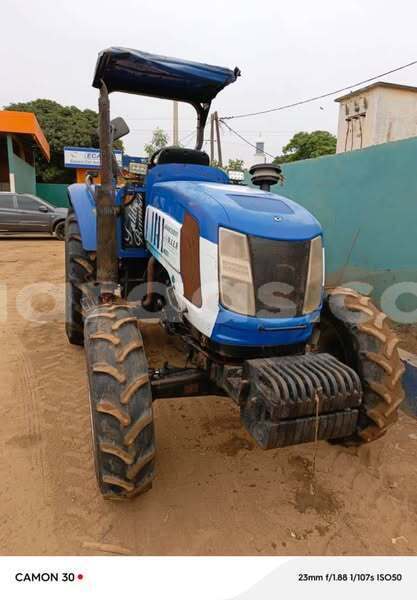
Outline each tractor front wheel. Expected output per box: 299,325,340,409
84,304,156,499
318,287,405,444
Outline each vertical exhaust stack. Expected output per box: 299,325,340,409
96,82,118,300
249,163,282,192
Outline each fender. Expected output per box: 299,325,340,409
67,183,97,251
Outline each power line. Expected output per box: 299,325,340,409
178,129,196,145
220,120,276,159
221,59,417,120
125,116,197,121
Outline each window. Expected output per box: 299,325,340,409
16,195,44,211
0,194,16,210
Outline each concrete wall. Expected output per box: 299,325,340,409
336,86,417,153
36,183,69,207
247,136,417,316
375,87,417,144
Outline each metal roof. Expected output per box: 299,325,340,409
0,111,50,160
335,81,417,102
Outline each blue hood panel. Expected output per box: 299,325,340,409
150,179,322,243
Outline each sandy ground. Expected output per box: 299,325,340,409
0,238,416,556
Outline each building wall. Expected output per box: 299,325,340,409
36,183,69,207
336,87,417,153
336,88,378,152
13,152,36,194
248,136,417,314
0,136,10,190
373,87,417,145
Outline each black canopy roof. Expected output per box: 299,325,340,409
92,47,240,105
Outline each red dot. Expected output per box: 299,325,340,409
77,574,84,580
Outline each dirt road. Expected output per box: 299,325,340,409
0,239,416,556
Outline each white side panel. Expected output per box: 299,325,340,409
145,206,181,272
181,236,219,338
145,206,219,338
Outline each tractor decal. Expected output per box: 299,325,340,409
122,192,145,248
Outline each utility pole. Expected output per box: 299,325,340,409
210,113,215,164
173,101,179,145
214,111,223,167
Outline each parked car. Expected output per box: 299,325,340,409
0,192,67,240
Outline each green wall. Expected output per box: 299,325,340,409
247,136,417,314
36,183,69,207
13,153,36,194
5,136,36,195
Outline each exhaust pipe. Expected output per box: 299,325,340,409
96,81,118,300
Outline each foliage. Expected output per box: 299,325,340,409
226,158,244,171
4,99,123,183
144,127,169,157
274,130,337,164
210,158,245,170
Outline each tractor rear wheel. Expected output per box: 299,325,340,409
84,304,156,499
318,287,405,444
65,208,96,345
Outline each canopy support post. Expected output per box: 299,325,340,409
192,102,211,151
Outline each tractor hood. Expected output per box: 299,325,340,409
92,47,240,104
149,178,322,243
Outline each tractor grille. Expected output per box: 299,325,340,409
248,236,310,318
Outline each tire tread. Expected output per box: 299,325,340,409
85,305,155,499
324,287,404,443
65,208,96,345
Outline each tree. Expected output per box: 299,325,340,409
4,99,123,183
210,158,244,170
226,158,244,171
144,127,169,157
274,130,336,164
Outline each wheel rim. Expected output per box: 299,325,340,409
55,222,65,240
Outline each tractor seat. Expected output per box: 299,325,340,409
152,146,210,167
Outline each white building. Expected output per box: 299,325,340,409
335,81,417,153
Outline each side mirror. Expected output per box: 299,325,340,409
110,117,129,141
38,205,49,213
85,171,98,185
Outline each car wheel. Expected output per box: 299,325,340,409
54,221,66,240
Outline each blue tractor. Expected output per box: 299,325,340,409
66,48,404,499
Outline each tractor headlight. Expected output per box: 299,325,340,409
303,236,324,314
219,227,256,316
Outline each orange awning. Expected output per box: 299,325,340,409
0,111,50,161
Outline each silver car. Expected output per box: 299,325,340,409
0,192,67,240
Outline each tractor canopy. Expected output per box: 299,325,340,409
92,47,240,104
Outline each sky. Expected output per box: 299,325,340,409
1,0,417,166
